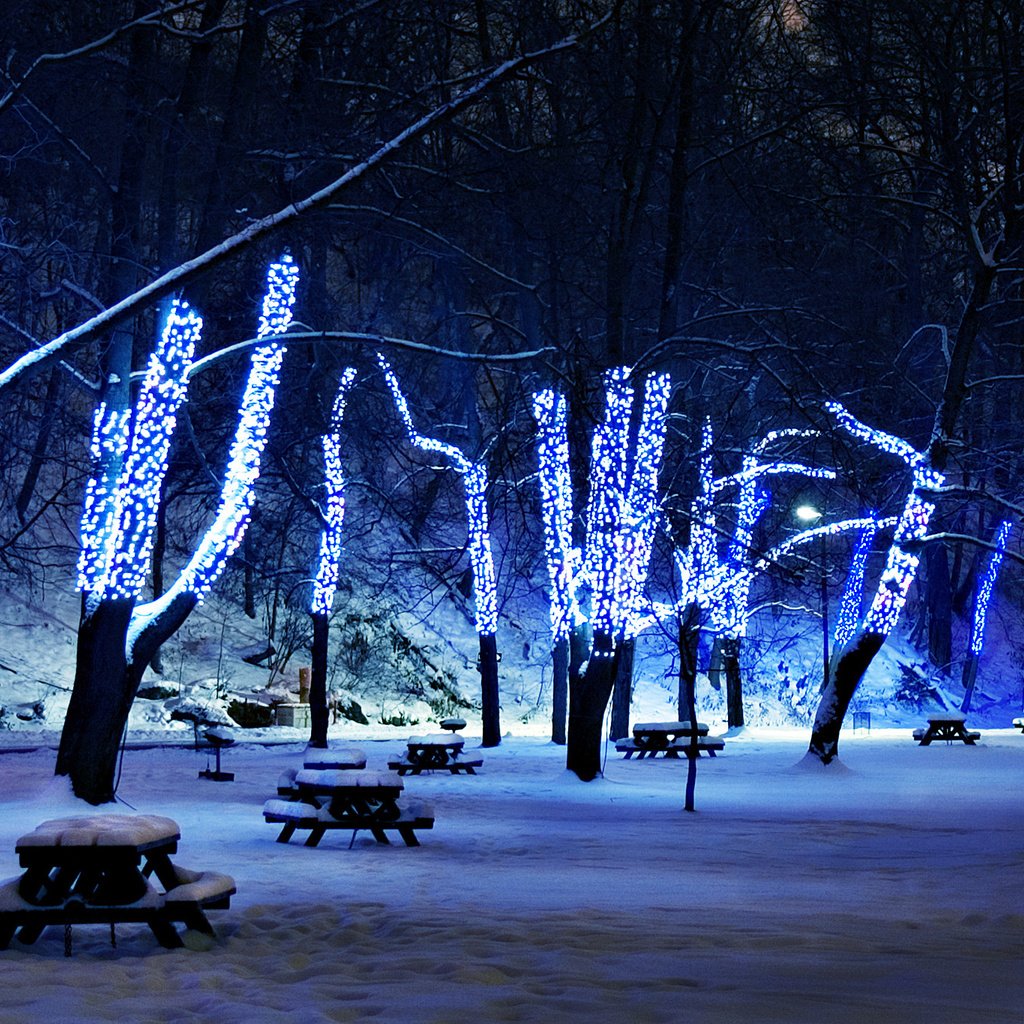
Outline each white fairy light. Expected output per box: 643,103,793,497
532,389,582,642
76,402,132,592
582,367,671,643
180,255,297,600
101,302,202,599
311,366,358,616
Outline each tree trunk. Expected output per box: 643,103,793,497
680,612,701,812
56,597,137,804
609,638,635,740
677,602,700,718
960,653,979,713
707,636,723,691
478,632,501,747
566,631,619,781
309,612,329,748
722,636,744,729
550,637,568,745
808,631,887,763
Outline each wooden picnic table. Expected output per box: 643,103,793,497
0,814,234,954
294,768,404,821
913,713,981,746
389,733,484,775
616,721,724,759
264,768,434,847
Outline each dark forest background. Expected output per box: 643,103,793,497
0,0,1021,697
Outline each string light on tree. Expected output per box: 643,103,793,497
833,518,877,648
582,367,671,644
104,302,202,599
825,402,945,636
179,255,297,600
378,354,497,636
76,403,132,593
969,520,1012,655
311,367,358,616
532,389,582,642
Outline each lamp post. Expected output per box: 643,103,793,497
795,504,829,691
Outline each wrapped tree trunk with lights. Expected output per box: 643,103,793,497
960,520,1011,713
565,367,671,782
532,390,580,745
808,404,945,764
57,257,297,803
308,367,357,748
379,355,502,747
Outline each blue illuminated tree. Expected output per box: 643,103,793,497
808,402,945,763
832,519,878,652
308,366,358,748
378,355,502,747
532,388,581,744
960,520,1012,713
555,366,671,781
57,256,297,803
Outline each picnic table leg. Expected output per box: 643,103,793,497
148,916,184,949
304,826,326,848
368,827,391,845
397,825,420,847
16,921,46,945
276,823,297,844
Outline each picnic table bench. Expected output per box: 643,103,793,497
263,769,434,847
913,713,981,746
388,733,483,775
616,721,724,759
0,814,234,955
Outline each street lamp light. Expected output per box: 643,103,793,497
795,504,829,690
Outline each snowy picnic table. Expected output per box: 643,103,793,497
913,713,981,746
388,734,484,775
616,721,723,759
264,768,434,847
0,814,234,954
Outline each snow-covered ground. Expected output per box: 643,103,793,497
0,727,1021,1023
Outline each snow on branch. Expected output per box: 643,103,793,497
0,24,598,396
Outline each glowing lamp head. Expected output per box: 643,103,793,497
795,504,822,524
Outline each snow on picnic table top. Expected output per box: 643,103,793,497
407,733,465,746
16,814,180,848
302,746,367,766
926,711,967,722
633,721,706,732
294,768,403,789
